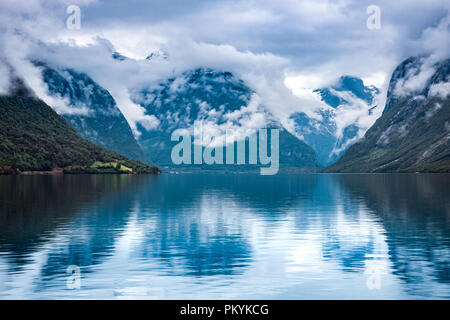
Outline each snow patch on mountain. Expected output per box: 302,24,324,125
290,76,382,166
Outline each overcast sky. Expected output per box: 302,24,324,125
2,0,449,79
0,0,449,135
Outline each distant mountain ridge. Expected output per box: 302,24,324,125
107,51,381,170
324,57,450,173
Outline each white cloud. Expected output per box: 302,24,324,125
393,60,436,97
0,60,12,94
429,82,450,99
331,89,383,142
425,102,442,120
0,0,449,142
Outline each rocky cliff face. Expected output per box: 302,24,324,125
324,57,450,173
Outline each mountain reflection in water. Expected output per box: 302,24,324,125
0,173,448,299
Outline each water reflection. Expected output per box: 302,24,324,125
0,173,449,299
335,174,450,298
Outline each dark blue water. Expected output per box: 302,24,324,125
0,173,449,299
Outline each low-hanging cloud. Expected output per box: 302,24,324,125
0,0,449,141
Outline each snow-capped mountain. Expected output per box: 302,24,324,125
326,56,450,173
290,76,380,166
36,62,147,162
32,50,389,171
130,67,319,169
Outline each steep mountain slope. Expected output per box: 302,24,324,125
324,57,450,173
382,56,423,115
130,68,319,170
314,75,379,108
290,76,379,166
0,83,160,174
290,109,337,166
35,62,147,162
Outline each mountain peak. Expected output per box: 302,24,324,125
291,75,380,166
314,75,379,108
145,50,168,61
383,56,450,114
112,52,128,61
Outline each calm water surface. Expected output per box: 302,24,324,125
0,173,449,299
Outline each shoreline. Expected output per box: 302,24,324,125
0,169,162,176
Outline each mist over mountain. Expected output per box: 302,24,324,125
0,0,448,174
290,76,380,166
5,47,448,174
130,67,319,170
325,56,450,173
35,62,147,163
0,77,159,174
314,76,379,108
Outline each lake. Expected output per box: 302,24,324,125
0,173,449,299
